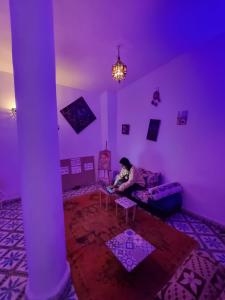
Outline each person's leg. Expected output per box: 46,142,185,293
120,184,144,198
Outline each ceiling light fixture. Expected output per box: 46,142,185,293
112,45,127,83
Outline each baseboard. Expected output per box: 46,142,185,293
182,208,225,230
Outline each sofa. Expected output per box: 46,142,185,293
115,168,183,218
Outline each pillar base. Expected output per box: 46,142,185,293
25,261,71,300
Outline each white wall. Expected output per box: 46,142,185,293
117,34,225,225
0,72,102,200
100,90,118,171
0,71,19,200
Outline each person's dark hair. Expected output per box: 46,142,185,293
119,157,132,171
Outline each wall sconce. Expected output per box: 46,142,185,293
10,107,17,119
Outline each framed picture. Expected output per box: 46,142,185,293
146,119,161,141
177,110,188,125
98,149,111,170
122,124,130,135
60,97,96,134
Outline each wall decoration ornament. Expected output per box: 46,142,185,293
60,97,96,134
146,119,161,141
177,110,188,125
151,89,161,106
10,107,17,119
122,124,130,135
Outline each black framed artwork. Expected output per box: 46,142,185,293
60,97,96,134
122,124,130,135
146,119,161,141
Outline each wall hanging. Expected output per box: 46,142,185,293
122,124,130,135
60,97,96,134
146,119,161,141
151,89,161,106
177,110,188,125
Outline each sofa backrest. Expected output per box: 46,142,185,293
139,168,161,188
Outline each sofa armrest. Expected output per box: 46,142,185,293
148,182,183,201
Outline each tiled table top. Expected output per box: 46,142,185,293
106,229,155,271
115,197,137,209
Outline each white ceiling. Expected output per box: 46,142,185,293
1,0,225,92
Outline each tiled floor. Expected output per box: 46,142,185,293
0,184,225,299
0,200,78,300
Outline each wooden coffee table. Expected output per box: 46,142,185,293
115,197,137,224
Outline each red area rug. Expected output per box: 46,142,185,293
64,191,197,300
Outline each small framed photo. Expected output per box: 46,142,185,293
177,110,188,125
122,124,130,135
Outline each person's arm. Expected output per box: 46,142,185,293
118,167,135,191
113,167,127,186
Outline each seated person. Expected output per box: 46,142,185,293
109,157,145,197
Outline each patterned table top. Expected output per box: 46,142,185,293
115,197,137,209
106,229,156,272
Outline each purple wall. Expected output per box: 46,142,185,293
0,71,19,200
117,34,225,225
0,73,102,200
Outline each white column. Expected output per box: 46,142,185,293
9,1,70,299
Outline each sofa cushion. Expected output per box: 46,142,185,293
132,189,150,204
148,182,183,201
139,168,161,188
156,250,225,300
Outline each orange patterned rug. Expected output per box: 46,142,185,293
64,191,198,300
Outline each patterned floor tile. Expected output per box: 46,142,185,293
170,221,194,233
0,209,8,219
0,233,24,247
211,251,225,266
0,273,7,285
0,275,27,300
191,222,214,235
0,219,10,228
1,220,22,231
199,235,225,251
0,231,10,242
0,249,9,258
15,238,25,249
0,250,25,271
184,214,202,223
15,225,24,232
16,258,28,274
